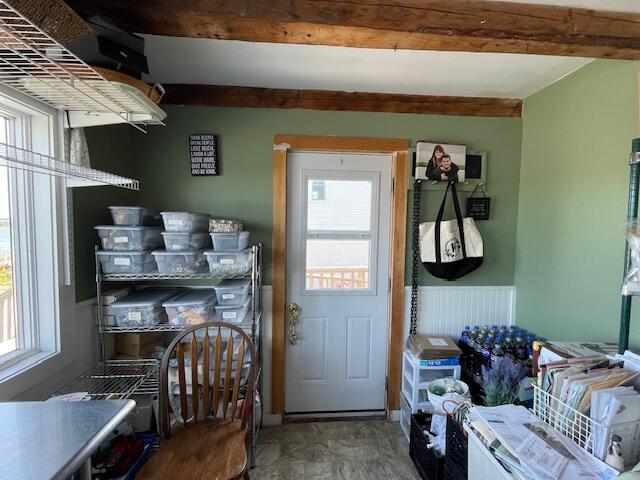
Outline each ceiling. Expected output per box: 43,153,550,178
143,35,592,99
492,0,640,12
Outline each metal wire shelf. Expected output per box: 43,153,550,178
0,2,166,132
0,142,139,189
53,359,159,400
101,271,253,281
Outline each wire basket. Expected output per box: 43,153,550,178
532,383,640,467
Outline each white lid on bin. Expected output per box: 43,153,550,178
163,289,216,307
215,296,251,310
161,231,209,237
210,231,250,237
214,278,251,289
160,211,210,217
204,248,252,256
95,225,162,231
96,250,152,257
151,249,206,256
112,288,180,307
109,206,155,211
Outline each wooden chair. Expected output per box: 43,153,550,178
138,322,257,480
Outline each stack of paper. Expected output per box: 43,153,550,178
469,404,619,480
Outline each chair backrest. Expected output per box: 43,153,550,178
159,321,257,438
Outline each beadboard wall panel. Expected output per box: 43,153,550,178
403,286,516,340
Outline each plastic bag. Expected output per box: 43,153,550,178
622,221,640,295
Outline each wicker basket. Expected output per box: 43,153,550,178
8,0,93,44
92,67,165,104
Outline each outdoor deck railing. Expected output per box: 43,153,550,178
0,287,14,344
305,267,369,289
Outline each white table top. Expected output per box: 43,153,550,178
0,400,136,480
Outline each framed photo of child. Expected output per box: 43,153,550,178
415,142,466,183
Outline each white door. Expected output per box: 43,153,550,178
285,151,392,413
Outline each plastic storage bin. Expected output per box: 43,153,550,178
204,249,252,276
97,251,157,274
109,206,161,226
151,250,208,274
161,232,211,252
111,288,179,327
161,212,210,232
209,218,243,233
95,226,163,251
210,232,249,252
163,289,216,326
214,296,251,324
213,279,251,305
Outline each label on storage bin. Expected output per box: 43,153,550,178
128,311,142,321
167,219,184,227
222,293,235,300
220,258,235,265
427,337,447,347
114,236,129,244
222,311,237,319
114,257,131,266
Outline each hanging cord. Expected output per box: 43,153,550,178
410,179,422,335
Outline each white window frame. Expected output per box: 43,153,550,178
301,170,380,296
0,84,75,398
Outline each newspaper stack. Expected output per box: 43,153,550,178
469,404,619,480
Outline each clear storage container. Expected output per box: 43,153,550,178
97,251,157,274
111,288,179,327
161,232,211,252
163,289,216,326
109,206,161,226
204,249,252,276
213,279,251,305
161,212,210,232
151,250,208,274
95,226,163,251
214,296,251,324
209,218,243,233
210,232,249,252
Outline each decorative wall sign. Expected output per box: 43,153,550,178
189,134,218,176
466,184,491,220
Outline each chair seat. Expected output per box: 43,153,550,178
137,419,247,480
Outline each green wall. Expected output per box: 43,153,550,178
74,125,139,301
516,60,640,344
127,106,523,288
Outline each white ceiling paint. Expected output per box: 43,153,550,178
492,0,640,13
144,36,592,99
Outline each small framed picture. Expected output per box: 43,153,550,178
415,142,466,183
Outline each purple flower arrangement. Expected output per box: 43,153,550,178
481,356,529,406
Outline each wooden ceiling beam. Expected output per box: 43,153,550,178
64,0,640,60
162,84,522,118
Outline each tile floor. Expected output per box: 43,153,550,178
251,419,421,480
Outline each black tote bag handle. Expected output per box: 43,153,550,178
434,181,467,264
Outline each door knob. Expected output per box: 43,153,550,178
287,302,300,345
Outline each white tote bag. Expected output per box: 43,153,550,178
419,182,483,280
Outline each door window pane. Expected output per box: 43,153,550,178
0,165,16,356
307,179,372,232
305,239,369,290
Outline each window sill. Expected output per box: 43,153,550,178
0,349,58,385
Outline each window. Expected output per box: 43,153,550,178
304,175,377,291
0,91,64,374
310,180,326,201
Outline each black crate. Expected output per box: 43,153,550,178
444,416,468,480
410,413,444,480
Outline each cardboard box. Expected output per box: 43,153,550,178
115,333,163,357
407,334,461,360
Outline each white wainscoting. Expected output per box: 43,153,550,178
403,286,516,341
